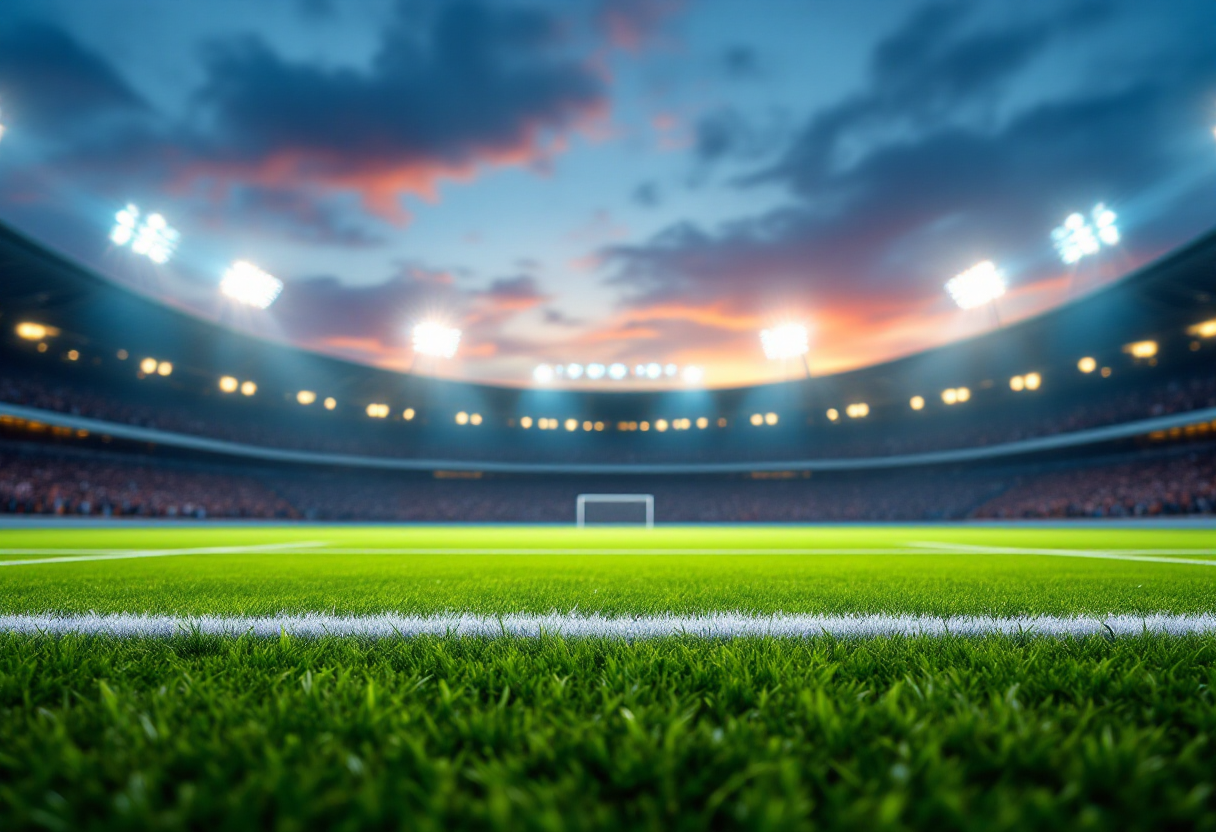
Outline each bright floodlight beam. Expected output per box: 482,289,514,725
412,321,461,359
760,322,811,378
945,260,1006,326
220,261,284,309
1051,203,1119,264
110,204,180,264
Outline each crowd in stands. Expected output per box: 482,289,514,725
974,452,1216,518
2,445,1214,522
0,452,297,519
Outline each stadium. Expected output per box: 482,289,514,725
2,2,1216,829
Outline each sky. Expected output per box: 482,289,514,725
0,0,1213,389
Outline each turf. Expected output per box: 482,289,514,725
4,633,1216,831
1,525,1215,616
3,523,1216,830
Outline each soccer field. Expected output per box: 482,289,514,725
3,523,1216,830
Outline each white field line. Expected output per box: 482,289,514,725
911,541,1216,566
3,611,1216,639
300,548,955,555
0,541,329,567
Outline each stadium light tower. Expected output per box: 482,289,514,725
412,321,461,360
945,260,1005,325
220,261,284,309
1051,204,1119,264
760,322,811,378
110,205,179,264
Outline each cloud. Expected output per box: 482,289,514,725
59,1,606,226
271,267,550,367
601,0,1216,375
719,45,760,79
595,0,683,51
0,22,147,135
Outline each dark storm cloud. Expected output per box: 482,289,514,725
0,22,147,134
604,0,1215,325
58,1,606,227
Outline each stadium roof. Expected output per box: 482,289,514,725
1,218,1215,412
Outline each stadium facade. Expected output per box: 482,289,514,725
2,220,1215,521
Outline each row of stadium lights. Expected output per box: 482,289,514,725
533,362,704,384
11,320,1212,428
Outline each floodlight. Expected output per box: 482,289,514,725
825,408,839,421
156,361,173,376
1052,204,1119,264
221,261,283,309
139,357,158,374
1077,357,1097,373
533,364,555,383
646,362,662,379
586,363,606,380
945,261,1005,310
750,413,763,426
218,376,239,393
696,417,708,429
1187,320,1216,339
297,390,317,405
111,205,179,264
520,416,533,429
1024,372,1041,390
566,363,584,379
15,322,51,340
412,321,461,359
764,412,778,425
471,413,483,425
760,323,809,360
1123,340,1158,359
241,381,257,397
655,419,669,432
664,363,677,377
910,396,925,411
608,363,627,380
455,411,469,425
1010,375,1025,391
682,366,704,384
634,364,646,377
325,397,337,410
564,418,578,431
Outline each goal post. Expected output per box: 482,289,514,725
576,494,654,528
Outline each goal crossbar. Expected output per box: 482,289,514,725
576,493,654,528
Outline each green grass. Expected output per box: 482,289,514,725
1,525,1214,616
3,524,1216,830
4,633,1216,831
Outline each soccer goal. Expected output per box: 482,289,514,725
576,494,654,528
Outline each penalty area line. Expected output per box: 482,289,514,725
910,542,1216,566
5,611,1216,639
0,541,330,567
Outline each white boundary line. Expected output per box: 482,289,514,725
911,542,1216,566
0,541,329,567
4,611,1216,639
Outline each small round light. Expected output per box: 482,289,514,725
1077,357,1096,373
764,412,778,425
240,381,257,396
583,420,593,431
750,413,763,426
140,357,158,374
640,421,650,431
594,421,604,431
324,397,337,410
520,416,533,429
1010,375,1025,392
565,418,578,431
910,396,925,411
656,419,669,432
1024,372,1041,391
826,408,839,421
219,376,239,393
116,350,128,360
456,411,469,425
942,388,958,405
533,364,554,384
696,417,708,429
16,322,49,340
956,387,971,402
470,413,482,425
297,391,316,405
67,350,79,361
403,407,415,420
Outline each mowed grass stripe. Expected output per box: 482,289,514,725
7,611,1216,639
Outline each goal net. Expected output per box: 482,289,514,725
576,494,654,528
